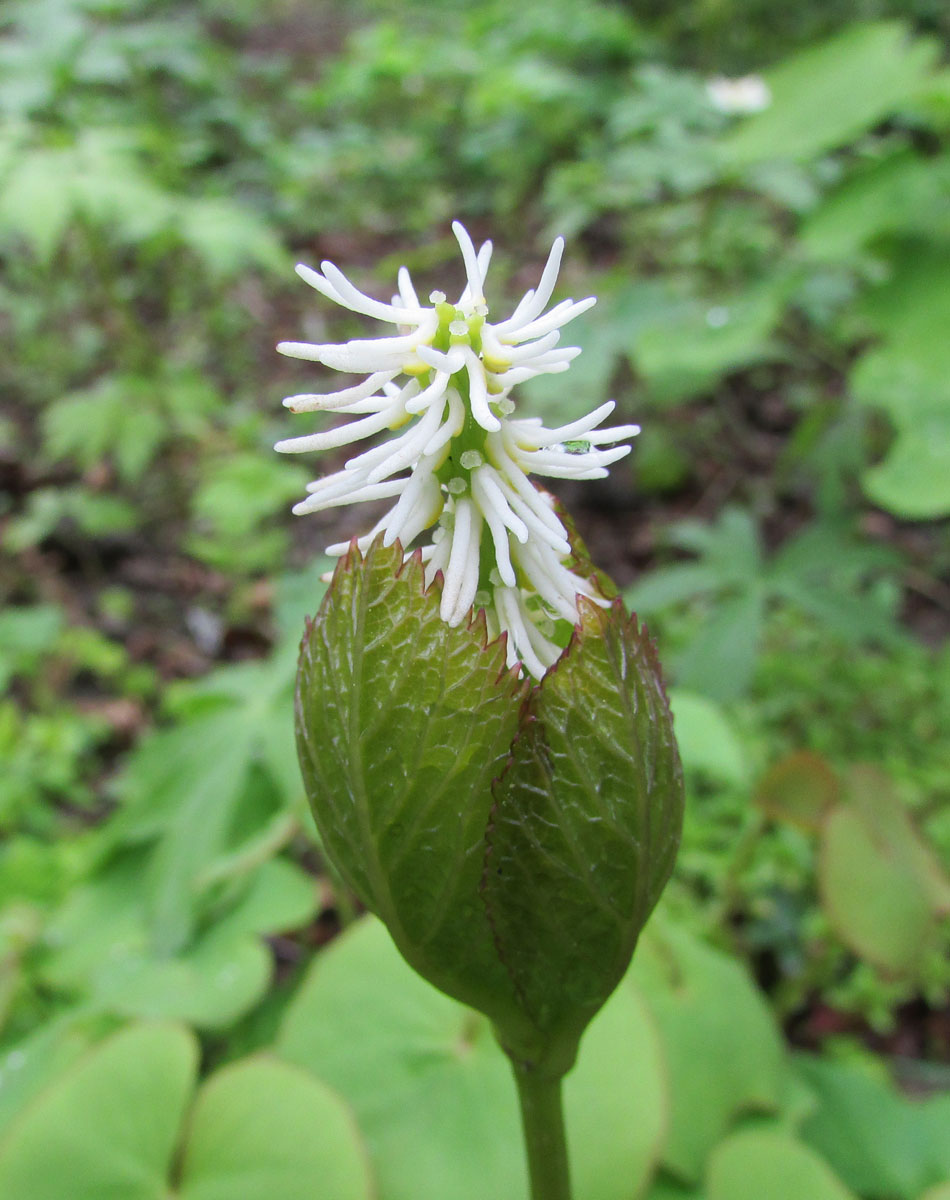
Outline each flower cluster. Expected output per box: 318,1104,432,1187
276,222,638,679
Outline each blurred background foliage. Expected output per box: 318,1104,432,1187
1,1,949,1197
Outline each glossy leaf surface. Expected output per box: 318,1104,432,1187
483,597,683,1066
296,539,526,1025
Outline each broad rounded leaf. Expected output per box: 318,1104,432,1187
0,1023,197,1200
819,767,950,975
796,1055,950,1199
179,1057,373,1200
755,752,839,831
629,919,786,1183
277,915,667,1200
707,1129,856,1200
484,598,683,1066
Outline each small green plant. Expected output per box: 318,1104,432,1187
283,224,684,1199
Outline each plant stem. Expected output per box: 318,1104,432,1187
512,1062,572,1200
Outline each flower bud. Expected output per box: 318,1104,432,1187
295,536,684,1072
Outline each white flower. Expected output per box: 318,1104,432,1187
276,221,639,679
706,75,771,115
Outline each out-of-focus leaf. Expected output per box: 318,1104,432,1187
521,277,686,420
278,915,668,1200
0,1025,372,1200
0,1023,198,1200
668,689,749,787
188,452,308,573
706,1129,856,1200
116,615,315,952
41,853,315,1029
177,197,285,278
0,147,74,260
634,283,787,404
178,1057,373,1200
671,508,762,582
851,250,950,519
819,767,950,976
796,1055,950,1199
674,590,764,701
755,752,839,831
630,918,786,1183
801,151,950,260
626,564,722,615
646,1177,704,1200
0,1012,112,1140
45,378,165,483
720,23,941,167
0,606,63,691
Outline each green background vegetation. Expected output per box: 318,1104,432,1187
1,1,948,1196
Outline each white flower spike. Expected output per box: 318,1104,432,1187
276,221,639,678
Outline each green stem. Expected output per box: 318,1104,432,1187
512,1062,573,1200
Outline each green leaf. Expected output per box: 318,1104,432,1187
667,689,749,787
801,151,950,261
755,752,839,831
625,563,722,615
278,915,668,1200
706,1129,856,1200
177,198,285,278
767,522,899,645
117,646,303,953
483,597,683,1066
0,1025,373,1200
646,1177,704,1200
0,1023,197,1200
124,712,260,952
819,767,950,976
295,539,527,1033
851,249,950,519
0,605,63,691
0,1013,112,1140
191,453,308,543
0,146,74,260
674,590,764,701
41,854,315,1029
70,128,174,242
796,1055,950,1199
630,919,786,1183
44,377,167,483
521,277,695,418
634,284,786,404
861,413,950,520
720,23,941,167
178,1057,373,1200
